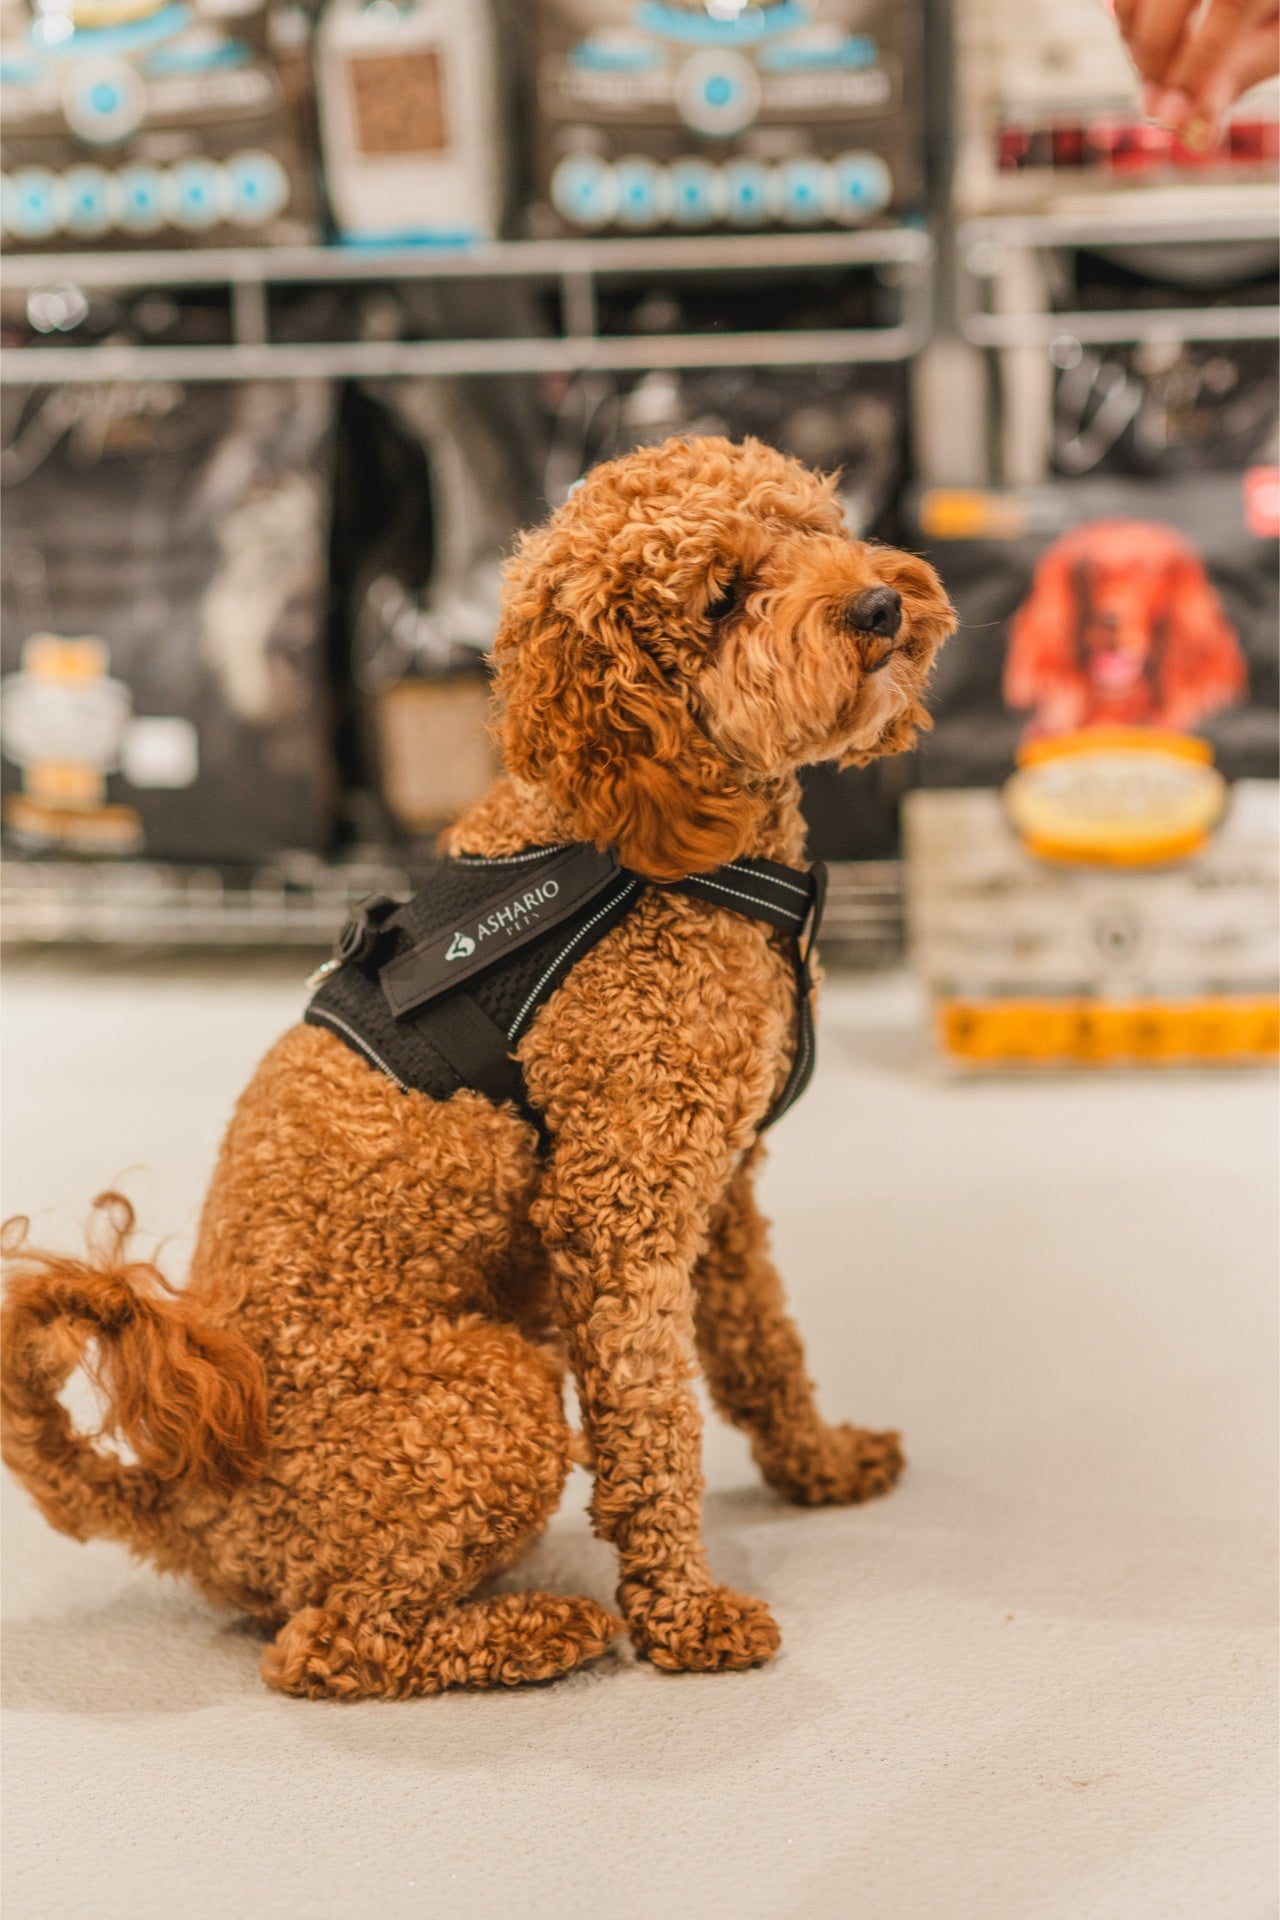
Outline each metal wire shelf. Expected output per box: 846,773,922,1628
956,195,1280,348
0,228,934,383
0,853,906,966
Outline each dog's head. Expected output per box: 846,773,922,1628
1005,520,1246,733
493,435,955,879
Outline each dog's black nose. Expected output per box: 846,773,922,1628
846,586,903,640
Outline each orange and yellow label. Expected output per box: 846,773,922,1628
937,996,1280,1065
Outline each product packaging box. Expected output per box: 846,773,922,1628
0,0,318,249
532,0,923,233
1,381,337,863
905,470,1279,1064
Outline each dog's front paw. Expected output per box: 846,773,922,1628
626,1583,780,1673
760,1424,905,1507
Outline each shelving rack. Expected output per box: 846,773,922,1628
0,228,933,383
3,180,1277,954
0,225,934,957
0,849,908,964
956,192,1280,348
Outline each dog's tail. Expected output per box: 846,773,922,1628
1,1193,266,1544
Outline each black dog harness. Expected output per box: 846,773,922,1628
305,844,826,1141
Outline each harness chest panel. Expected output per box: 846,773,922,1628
305,843,823,1138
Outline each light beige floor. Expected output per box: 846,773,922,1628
2,959,1276,1920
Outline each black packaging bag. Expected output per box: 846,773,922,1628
1,379,337,862
330,374,545,840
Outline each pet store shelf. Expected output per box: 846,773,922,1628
0,854,414,947
955,194,1280,347
0,855,905,966
0,229,934,383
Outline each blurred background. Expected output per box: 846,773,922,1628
0,0,1276,1045
2,10,1278,1914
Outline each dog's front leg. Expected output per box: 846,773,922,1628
693,1155,905,1507
537,1142,781,1673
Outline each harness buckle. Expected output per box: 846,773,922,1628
336,894,403,968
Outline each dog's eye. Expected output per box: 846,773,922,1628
704,575,744,623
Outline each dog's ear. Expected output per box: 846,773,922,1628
1158,552,1248,728
1005,538,1087,727
493,528,764,881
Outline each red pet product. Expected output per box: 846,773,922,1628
905,474,1279,1066
956,0,1279,206
1004,520,1247,738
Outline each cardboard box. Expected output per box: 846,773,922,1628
372,675,497,834
906,780,1279,1065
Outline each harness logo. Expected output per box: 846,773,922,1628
440,878,568,966
475,878,561,943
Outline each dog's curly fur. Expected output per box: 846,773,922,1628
2,436,955,1698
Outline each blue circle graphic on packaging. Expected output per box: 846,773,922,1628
165,158,224,229
550,153,618,228
667,158,724,226
8,167,59,238
830,151,892,219
62,58,144,144
58,165,113,235
612,156,666,229
723,159,770,225
778,157,827,224
226,151,288,225
675,49,760,136
114,165,166,231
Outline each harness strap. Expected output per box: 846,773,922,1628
414,994,528,1110
670,855,814,935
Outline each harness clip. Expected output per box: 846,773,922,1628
336,894,402,968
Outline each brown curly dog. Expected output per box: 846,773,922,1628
2,436,954,1698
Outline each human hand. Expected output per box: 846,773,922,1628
1113,0,1280,139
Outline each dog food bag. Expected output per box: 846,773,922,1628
903,470,1280,1065
0,381,337,863
531,0,923,234
0,0,319,250
332,377,541,838
314,0,504,242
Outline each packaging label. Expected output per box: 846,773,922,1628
1003,728,1229,866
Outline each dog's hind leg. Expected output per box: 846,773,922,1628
263,1591,620,1700
242,1315,621,1700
